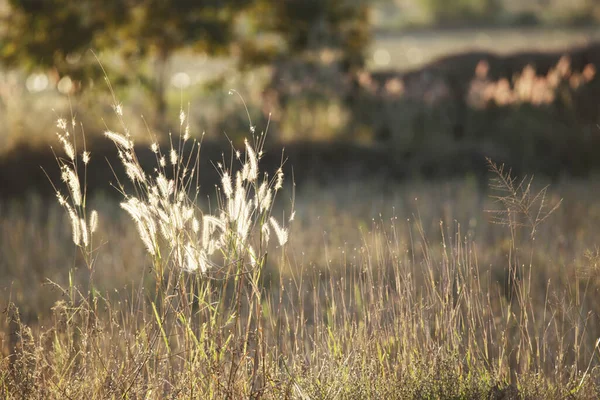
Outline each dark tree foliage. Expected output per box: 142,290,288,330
115,0,253,125
0,0,372,129
241,0,370,72
1,0,127,82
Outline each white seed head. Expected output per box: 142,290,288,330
80,218,89,247
82,151,90,165
63,167,81,206
104,130,132,149
242,163,250,181
124,161,145,183
222,172,233,199
183,243,198,272
245,139,258,181
56,192,67,206
202,215,225,252
150,142,159,153
256,182,272,213
156,174,173,198
68,207,81,246
261,223,270,245
236,171,243,193
170,149,178,165
62,139,75,161
90,210,98,233
269,217,288,246
121,198,146,225
136,220,156,256
274,168,284,190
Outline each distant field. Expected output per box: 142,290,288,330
1,27,599,151
167,27,600,78
369,26,600,71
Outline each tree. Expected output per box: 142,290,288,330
0,0,372,133
240,0,371,72
0,0,253,127
0,0,127,85
238,0,372,139
116,0,253,127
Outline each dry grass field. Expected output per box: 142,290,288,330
1,101,600,398
2,26,600,399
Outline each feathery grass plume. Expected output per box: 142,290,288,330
89,210,98,233
57,118,67,130
135,218,156,256
81,151,90,165
274,168,284,191
245,139,258,181
80,218,89,247
184,125,190,141
59,136,75,161
104,130,132,149
92,86,292,276
120,198,144,225
170,149,178,165
261,223,270,244
56,192,67,207
124,161,145,183
50,116,99,271
156,174,174,199
67,206,81,246
202,215,225,254
120,198,157,255
231,185,248,223
255,182,272,213
61,166,82,206
56,121,75,160
183,243,209,273
269,216,288,246
183,243,199,272
222,171,233,199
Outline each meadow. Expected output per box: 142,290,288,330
2,107,600,398
2,27,600,399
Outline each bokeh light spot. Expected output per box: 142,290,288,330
57,76,73,94
171,72,191,89
25,73,49,93
373,48,391,66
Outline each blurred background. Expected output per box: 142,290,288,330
1,0,600,191
2,0,600,343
